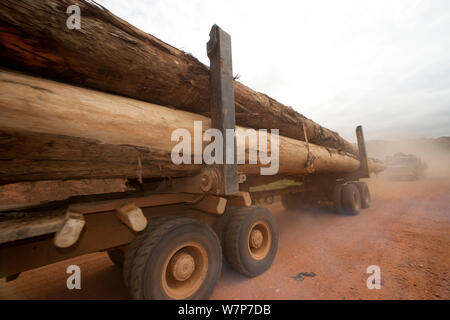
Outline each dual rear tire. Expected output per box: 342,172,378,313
221,206,278,278
333,181,370,215
123,207,278,300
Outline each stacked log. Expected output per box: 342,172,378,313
0,0,358,156
0,69,361,184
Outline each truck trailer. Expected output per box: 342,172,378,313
0,2,384,300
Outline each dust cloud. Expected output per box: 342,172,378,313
366,137,450,179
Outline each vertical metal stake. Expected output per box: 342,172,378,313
207,25,239,195
356,125,370,178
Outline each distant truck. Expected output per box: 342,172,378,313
385,153,427,181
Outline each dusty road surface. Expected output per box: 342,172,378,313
0,178,449,300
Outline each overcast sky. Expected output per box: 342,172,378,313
96,0,450,142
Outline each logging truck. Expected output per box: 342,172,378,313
0,1,384,300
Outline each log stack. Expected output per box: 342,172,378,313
0,0,385,186
0,69,361,184
0,0,358,156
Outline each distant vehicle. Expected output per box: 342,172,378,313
385,152,427,181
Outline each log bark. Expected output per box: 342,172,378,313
0,69,361,184
0,0,359,156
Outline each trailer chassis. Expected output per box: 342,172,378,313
0,26,371,299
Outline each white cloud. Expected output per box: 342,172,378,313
96,0,450,141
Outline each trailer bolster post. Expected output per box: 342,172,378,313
356,125,370,179
207,25,239,195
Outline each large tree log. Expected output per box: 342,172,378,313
0,0,358,157
0,69,361,184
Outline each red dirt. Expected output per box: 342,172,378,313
0,178,449,299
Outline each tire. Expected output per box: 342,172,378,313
332,184,345,214
128,217,222,300
353,181,371,209
341,183,361,216
123,216,178,289
212,206,237,247
107,247,126,267
224,206,278,277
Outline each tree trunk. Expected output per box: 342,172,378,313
0,69,361,184
0,0,358,157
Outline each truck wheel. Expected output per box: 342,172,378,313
212,206,236,247
128,217,222,300
123,216,178,289
107,247,126,267
332,184,345,214
341,184,361,216
224,206,278,277
353,181,371,209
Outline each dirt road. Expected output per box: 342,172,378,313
0,178,449,299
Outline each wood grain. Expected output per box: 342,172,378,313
0,0,358,156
